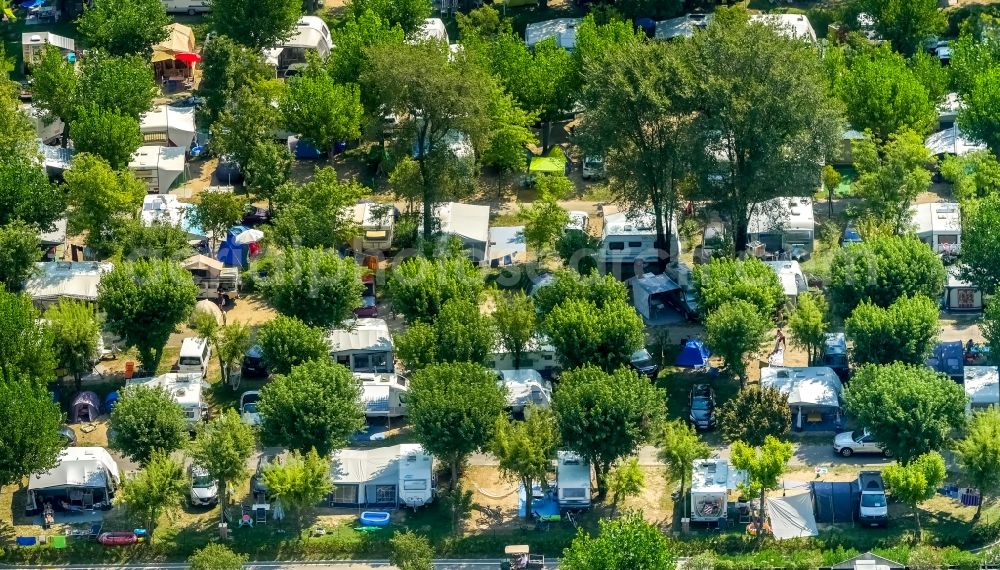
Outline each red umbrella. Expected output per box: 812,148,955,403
175,52,201,64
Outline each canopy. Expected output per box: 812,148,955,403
767,492,818,540
183,254,224,274
175,52,201,64
676,340,710,368
632,273,681,320
760,367,843,410
151,23,195,61
140,105,196,149
529,156,565,174
29,447,120,491
331,446,403,485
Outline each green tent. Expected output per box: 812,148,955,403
529,156,566,175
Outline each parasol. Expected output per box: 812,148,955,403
233,228,264,245
175,52,201,64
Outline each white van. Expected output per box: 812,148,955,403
161,0,211,14
178,337,211,375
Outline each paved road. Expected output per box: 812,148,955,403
4,560,552,570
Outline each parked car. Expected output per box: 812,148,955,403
688,384,716,430
833,429,891,457
353,275,378,318
240,391,261,426
188,464,219,507
242,204,271,227
251,452,281,499
630,349,659,379
241,345,267,378
856,471,888,527
581,156,605,180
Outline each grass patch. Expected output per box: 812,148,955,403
659,368,739,447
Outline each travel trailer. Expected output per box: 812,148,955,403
556,451,592,509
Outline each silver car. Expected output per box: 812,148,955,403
188,465,218,507
833,429,892,458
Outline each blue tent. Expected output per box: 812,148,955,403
103,392,119,414
926,341,964,378
217,226,249,267
676,340,710,368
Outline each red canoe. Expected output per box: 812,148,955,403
98,532,137,546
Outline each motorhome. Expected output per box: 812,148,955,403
690,458,746,523
356,373,408,419
177,337,211,375
328,319,394,374
497,369,553,413
25,447,120,516
351,202,395,251
556,451,592,509
488,336,561,379
910,202,961,254
126,372,208,427
264,16,331,74
598,210,679,269
746,197,815,258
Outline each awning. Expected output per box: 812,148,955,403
530,156,566,174
767,492,818,540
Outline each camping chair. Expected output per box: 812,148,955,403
238,505,253,528
88,522,103,541
255,506,267,525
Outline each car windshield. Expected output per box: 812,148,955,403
192,475,214,488
861,494,886,508
243,402,258,414
851,430,866,441
692,397,712,411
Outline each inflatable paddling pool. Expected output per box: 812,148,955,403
98,532,137,546
358,511,390,526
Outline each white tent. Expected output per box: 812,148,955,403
764,260,808,300
525,18,581,49
141,194,206,240
328,318,394,373
413,18,448,43
29,447,120,492
767,492,818,539
330,444,433,508
129,146,185,193
925,125,985,157
488,226,527,267
24,261,113,307
761,367,843,409
140,105,196,148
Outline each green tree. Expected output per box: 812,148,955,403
0,290,56,384
261,448,332,530
65,153,147,256
98,259,197,373
856,0,945,56
257,248,364,328
209,0,300,50
491,407,559,517
553,365,665,498
0,157,63,233
481,92,537,196
190,191,246,251
256,315,329,375
693,257,785,321
821,165,842,217
955,407,1000,521
456,5,508,40
68,106,143,170
883,451,947,533
408,362,507,489
983,302,1000,363
846,295,939,366
119,220,194,261
389,531,433,570
940,151,1000,202
188,544,248,570
116,450,187,533
282,67,363,153
845,363,966,464
836,47,937,140
270,167,365,249
492,291,536,370
830,234,946,316
245,141,293,212
346,0,430,37
396,298,494,370
0,376,65,487
684,7,842,254
28,45,78,130
190,312,251,387
532,270,629,317
577,40,694,264
787,292,829,365
556,230,600,276
0,73,37,159
75,52,158,119
562,511,676,570
704,300,771,382
910,49,949,104
730,436,793,531
110,386,188,465
657,420,711,517
211,86,280,171
607,458,644,516
850,131,933,232
960,194,1000,295
363,41,497,239
196,35,273,126
45,299,101,391
77,0,170,57
718,386,791,446
259,359,365,456
519,197,571,256
543,299,644,373
189,409,256,521
328,10,405,90
0,220,40,291
387,254,484,323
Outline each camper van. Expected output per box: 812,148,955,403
126,373,208,428
690,458,746,523
161,0,211,13
177,337,211,375
556,451,592,509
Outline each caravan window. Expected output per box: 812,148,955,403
185,409,197,420
336,355,350,367
608,242,624,251
353,354,372,371
403,480,427,491
562,488,586,498
375,485,396,503
372,353,390,372
330,484,358,504
628,241,642,248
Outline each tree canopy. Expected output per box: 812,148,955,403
189,409,256,514
346,0,430,37
854,0,945,56
259,359,366,456
829,234,946,316
189,544,248,570
256,315,329,375
553,365,665,497
562,511,676,570
787,292,829,366
543,298,644,373
718,386,791,446
845,363,966,464
960,194,1000,295
190,190,246,250
693,257,785,321
730,436,793,528
395,298,495,370
110,386,189,465
532,270,629,317
883,451,947,532
68,106,143,170
0,376,65,487
846,295,939,366
45,299,101,391
196,35,273,126
408,362,507,489
940,151,1000,202
209,0,301,50
704,300,771,382
257,247,364,328
956,406,1000,520
98,259,198,373
260,448,332,529
0,290,56,384
387,254,484,323
77,0,170,57
850,131,934,232
65,153,148,257
658,420,711,518
0,221,41,291
0,156,63,233
115,451,187,532
270,167,365,249
491,407,560,515
492,291,536,370
282,65,364,153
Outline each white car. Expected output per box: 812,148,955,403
833,429,891,458
240,391,261,426
581,156,605,180
188,465,218,507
